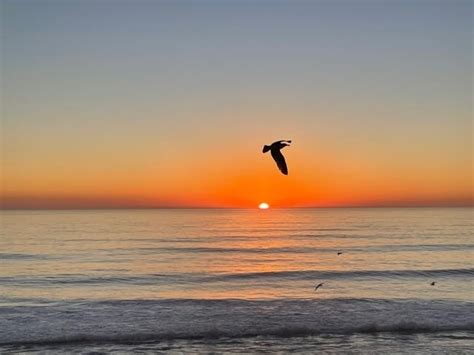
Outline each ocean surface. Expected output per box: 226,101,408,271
0,208,473,353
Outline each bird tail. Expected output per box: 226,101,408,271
262,145,271,153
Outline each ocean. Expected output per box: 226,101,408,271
0,208,473,353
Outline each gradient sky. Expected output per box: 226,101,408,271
1,0,472,208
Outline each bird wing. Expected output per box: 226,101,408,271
271,149,288,175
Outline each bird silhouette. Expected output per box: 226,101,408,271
430,281,436,286
314,282,324,291
262,140,292,175
337,252,343,255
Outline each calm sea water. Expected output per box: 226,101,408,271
0,208,473,353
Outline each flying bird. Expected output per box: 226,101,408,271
430,281,436,286
262,140,292,175
314,282,324,291
337,252,343,255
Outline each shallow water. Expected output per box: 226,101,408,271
1,208,473,353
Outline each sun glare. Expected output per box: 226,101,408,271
259,202,270,209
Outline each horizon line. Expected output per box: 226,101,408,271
1,204,472,211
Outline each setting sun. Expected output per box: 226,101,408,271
259,202,270,209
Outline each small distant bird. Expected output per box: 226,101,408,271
430,281,436,286
314,282,324,291
262,140,292,175
337,252,343,255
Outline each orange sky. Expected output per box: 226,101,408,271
1,1,472,209
2,133,472,208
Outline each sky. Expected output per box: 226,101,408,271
1,0,472,209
